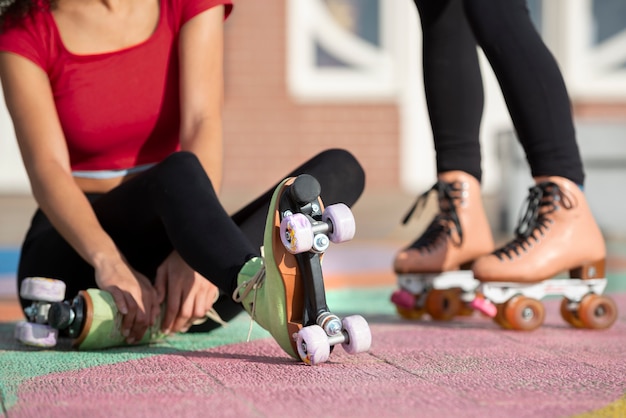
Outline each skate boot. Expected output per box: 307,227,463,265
470,176,618,331
391,171,494,321
233,174,371,365
15,277,166,349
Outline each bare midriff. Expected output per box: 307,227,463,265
73,174,138,194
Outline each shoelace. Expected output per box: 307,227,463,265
232,262,266,342
189,290,229,328
494,181,573,260
402,180,466,252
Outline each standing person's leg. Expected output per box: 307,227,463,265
462,1,605,288
415,0,483,181
394,0,493,275
462,0,584,183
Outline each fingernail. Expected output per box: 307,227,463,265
122,329,130,337
126,337,135,344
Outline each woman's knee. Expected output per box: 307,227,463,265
148,151,217,199
157,151,204,176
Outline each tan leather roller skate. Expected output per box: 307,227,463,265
470,176,618,331
391,171,494,321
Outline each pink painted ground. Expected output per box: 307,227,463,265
5,292,626,418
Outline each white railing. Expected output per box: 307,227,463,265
544,0,626,100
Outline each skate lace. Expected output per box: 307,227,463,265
232,262,266,342
495,181,574,260
402,181,465,252
191,291,229,328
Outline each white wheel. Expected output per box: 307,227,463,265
296,325,330,365
322,203,356,243
14,321,58,348
280,213,314,254
20,277,66,302
341,315,372,354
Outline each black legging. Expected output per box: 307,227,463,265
414,0,585,185
17,149,365,327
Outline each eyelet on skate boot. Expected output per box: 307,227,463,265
391,171,493,321
472,176,616,331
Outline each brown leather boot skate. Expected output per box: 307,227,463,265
470,176,617,331
394,171,494,273
391,171,494,321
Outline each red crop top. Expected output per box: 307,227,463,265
0,0,232,172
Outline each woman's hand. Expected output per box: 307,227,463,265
154,251,219,334
95,257,160,344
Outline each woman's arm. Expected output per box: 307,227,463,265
0,52,159,343
178,5,226,192
153,6,226,334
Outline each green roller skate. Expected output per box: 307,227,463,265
233,174,372,365
15,277,167,350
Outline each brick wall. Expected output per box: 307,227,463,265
221,0,400,196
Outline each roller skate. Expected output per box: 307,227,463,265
391,171,494,321
233,174,371,365
470,176,618,331
15,277,166,349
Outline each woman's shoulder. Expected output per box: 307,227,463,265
166,0,233,28
0,5,53,70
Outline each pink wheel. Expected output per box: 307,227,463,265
280,213,313,254
322,203,356,243
469,295,497,318
20,277,66,302
14,321,58,348
390,289,415,310
296,325,330,365
341,315,372,355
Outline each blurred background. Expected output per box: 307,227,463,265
1,0,625,252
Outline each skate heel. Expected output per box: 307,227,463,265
569,259,605,280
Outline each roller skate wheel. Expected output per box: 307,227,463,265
503,296,545,331
578,294,618,330
390,289,415,310
341,315,372,355
322,203,355,243
296,325,330,365
425,289,462,321
280,213,314,254
20,277,66,302
15,321,58,348
395,306,425,320
560,298,585,329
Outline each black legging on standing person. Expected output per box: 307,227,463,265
414,0,585,185
17,149,365,329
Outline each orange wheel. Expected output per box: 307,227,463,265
425,289,462,321
493,303,513,329
457,303,475,317
578,294,618,330
503,296,545,331
396,306,425,320
560,298,585,328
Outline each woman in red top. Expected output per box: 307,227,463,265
0,0,365,351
